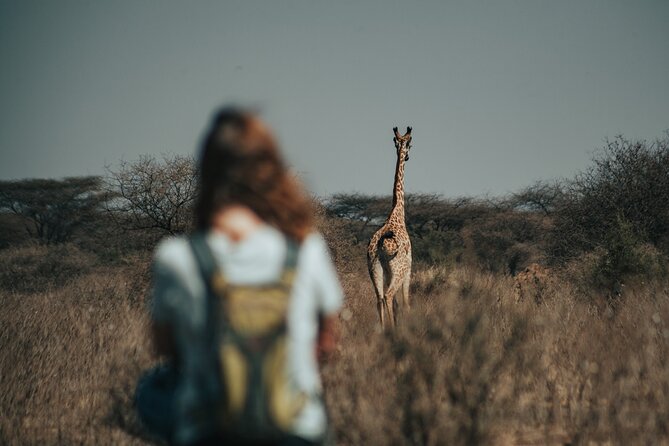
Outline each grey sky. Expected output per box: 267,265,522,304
1,1,667,197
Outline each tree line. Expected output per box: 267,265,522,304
1,134,668,288
0,155,196,246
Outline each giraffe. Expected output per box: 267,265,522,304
367,126,413,328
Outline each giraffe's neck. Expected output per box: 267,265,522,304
390,153,406,225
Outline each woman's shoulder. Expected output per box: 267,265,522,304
153,236,196,275
297,231,343,313
300,232,329,255
297,232,335,272
152,231,331,272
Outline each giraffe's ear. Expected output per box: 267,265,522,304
406,126,412,135
393,127,400,138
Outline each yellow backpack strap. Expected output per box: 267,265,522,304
279,239,299,287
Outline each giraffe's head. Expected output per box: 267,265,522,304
393,126,412,161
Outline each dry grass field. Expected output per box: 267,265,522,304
3,136,669,443
1,236,669,445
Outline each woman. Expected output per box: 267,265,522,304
141,107,343,446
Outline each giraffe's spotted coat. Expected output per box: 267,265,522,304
367,127,413,328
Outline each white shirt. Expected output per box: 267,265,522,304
151,225,343,444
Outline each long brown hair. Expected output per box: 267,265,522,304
194,106,314,242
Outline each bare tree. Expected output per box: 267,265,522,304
0,176,107,244
106,154,197,235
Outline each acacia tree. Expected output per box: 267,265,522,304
106,154,197,235
0,176,107,244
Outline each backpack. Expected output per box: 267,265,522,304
189,233,307,441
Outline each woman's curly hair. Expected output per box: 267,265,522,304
194,106,314,242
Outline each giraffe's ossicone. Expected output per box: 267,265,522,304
367,126,413,328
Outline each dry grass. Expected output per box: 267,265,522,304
0,251,154,445
324,254,669,445
2,242,669,445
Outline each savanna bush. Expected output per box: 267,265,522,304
551,135,669,256
464,211,546,275
411,229,463,267
0,243,97,293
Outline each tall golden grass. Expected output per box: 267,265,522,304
1,241,669,445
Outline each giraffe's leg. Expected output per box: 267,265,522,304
378,298,386,328
402,272,411,310
369,257,386,328
384,274,403,328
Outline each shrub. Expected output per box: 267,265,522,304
464,210,546,274
551,134,669,261
0,243,97,293
411,229,463,266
